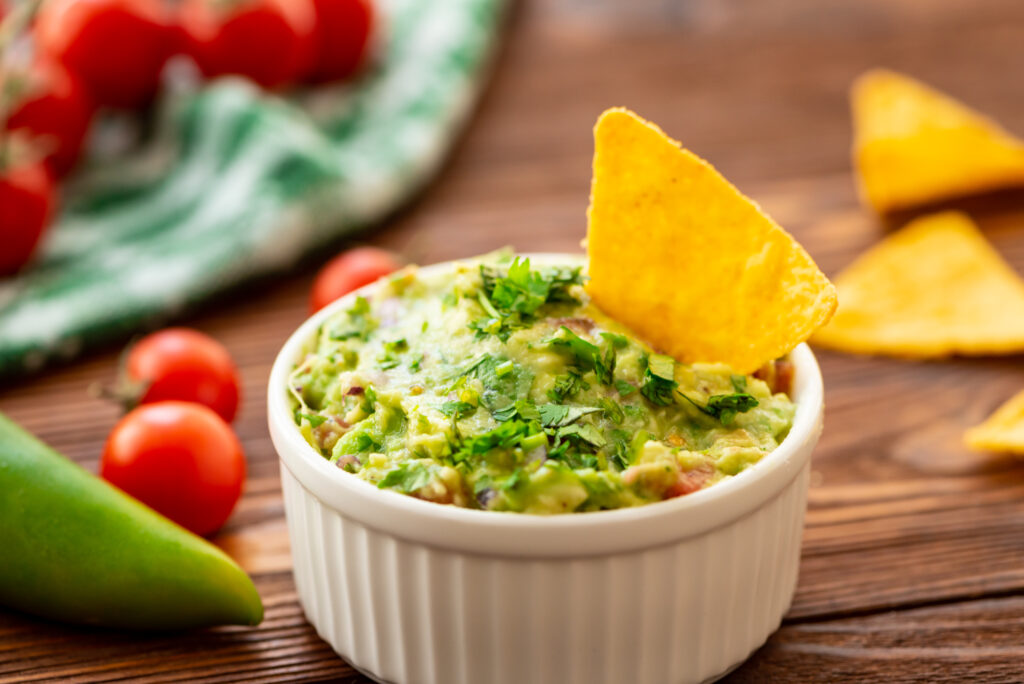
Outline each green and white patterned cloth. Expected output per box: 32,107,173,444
0,0,505,379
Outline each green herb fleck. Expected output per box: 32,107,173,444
548,370,590,403
614,379,637,396
538,404,602,428
680,391,759,426
296,412,327,428
470,258,584,341
640,354,678,406
378,462,433,493
548,326,616,385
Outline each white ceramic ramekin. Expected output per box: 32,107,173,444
268,255,824,684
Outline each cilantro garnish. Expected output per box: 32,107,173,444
469,355,534,421
453,420,544,464
730,374,748,392
377,338,408,370
614,379,637,396
548,326,616,385
706,393,759,425
680,391,759,426
600,332,629,349
295,411,327,428
640,354,678,406
608,429,632,471
547,370,590,403
378,462,433,493
537,404,602,428
351,433,382,453
470,258,584,341
328,295,377,342
439,401,476,419
595,397,624,425
360,386,378,414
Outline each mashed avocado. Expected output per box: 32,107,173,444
288,254,796,514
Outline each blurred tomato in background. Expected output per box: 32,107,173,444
4,57,94,176
305,0,374,83
0,157,56,275
309,246,401,313
35,0,175,108
178,0,316,90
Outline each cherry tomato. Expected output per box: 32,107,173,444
309,246,401,313
304,0,374,83
125,328,241,423
35,0,174,109
179,0,316,90
101,401,246,536
4,58,94,176
0,156,57,275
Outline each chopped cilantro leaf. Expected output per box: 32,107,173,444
538,404,602,428
471,355,534,421
352,433,382,453
378,462,433,493
730,374,748,392
680,391,759,426
471,258,585,341
453,420,542,464
600,332,629,349
502,468,526,491
547,370,590,402
296,412,327,428
439,401,476,419
596,397,624,425
360,386,377,414
349,296,370,316
706,393,759,425
614,379,637,396
609,429,632,470
640,354,678,406
328,295,376,341
548,326,617,385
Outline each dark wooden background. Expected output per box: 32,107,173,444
4,0,1024,681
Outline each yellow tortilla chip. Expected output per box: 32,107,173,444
965,390,1024,456
812,211,1024,357
853,69,1024,213
585,108,837,374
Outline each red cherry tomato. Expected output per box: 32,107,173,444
309,246,401,313
179,0,315,90
101,401,246,536
125,328,241,423
304,0,374,83
0,157,57,275
5,58,94,176
35,0,174,109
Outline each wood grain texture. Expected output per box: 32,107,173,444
3,0,1024,681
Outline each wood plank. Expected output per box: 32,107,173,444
733,597,1024,682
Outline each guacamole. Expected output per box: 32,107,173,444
288,254,796,514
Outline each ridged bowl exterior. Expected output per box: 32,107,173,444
269,254,824,684
280,461,811,684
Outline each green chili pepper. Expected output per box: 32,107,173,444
0,411,263,629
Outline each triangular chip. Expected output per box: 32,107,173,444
965,390,1024,456
853,69,1024,213
812,211,1024,357
585,108,837,374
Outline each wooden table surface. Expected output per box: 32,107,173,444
4,0,1024,681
